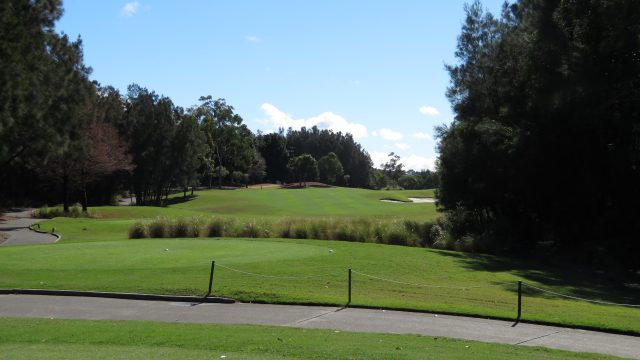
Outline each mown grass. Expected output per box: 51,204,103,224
1,238,638,334
93,187,438,220
0,317,620,359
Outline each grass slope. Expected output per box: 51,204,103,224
93,187,438,220
0,318,620,360
1,238,638,333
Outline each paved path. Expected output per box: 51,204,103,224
0,295,638,358
0,209,56,246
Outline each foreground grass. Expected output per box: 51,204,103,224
1,238,638,334
0,317,619,360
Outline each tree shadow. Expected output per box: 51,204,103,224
433,250,640,304
162,195,199,207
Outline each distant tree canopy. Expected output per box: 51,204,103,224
437,0,640,272
0,0,436,209
256,127,373,188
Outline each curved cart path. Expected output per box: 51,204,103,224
0,295,638,358
0,209,57,246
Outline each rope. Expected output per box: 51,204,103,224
216,263,341,280
522,283,640,308
352,270,516,290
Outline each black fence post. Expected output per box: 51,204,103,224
347,268,352,307
205,260,215,297
516,280,522,323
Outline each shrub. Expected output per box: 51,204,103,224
129,222,147,239
33,204,91,219
207,218,225,237
171,218,191,238
292,224,308,239
148,217,169,238
189,217,204,237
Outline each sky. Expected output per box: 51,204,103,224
56,0,505,171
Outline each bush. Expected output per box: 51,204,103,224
171,218,191,238
148,217,169,238
126,216,458,252
129,222,147,239
33,203,91,219
207,218,226,237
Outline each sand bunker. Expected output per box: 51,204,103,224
380,197,436,204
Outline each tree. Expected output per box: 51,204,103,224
369,169,389,190
124,85,178,205
78,121,134,211
438,0,640,272
398,175,420,190
247,152,267,184
287,154,318,187
381,152,404,187
284,126,372,187
0,0,91,169
255,132,289,182
171,114,206,197
317,152,344,185
194,96,251,189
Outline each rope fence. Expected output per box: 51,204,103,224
203,260,640,323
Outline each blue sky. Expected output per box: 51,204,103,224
57,0,505,171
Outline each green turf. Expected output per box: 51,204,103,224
92,187,438,220
1,238,638,334
0,317,620,359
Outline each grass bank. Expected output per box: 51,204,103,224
1,238,638,334
0,317,620,359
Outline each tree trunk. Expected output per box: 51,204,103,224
191,186,194,196
82,181,88,213
62,171,69,213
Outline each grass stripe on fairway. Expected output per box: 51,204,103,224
1,238,638,334
0,318,622,360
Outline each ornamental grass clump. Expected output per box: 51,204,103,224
129,222,147,239
148,217,170,238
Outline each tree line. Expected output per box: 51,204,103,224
437,0,640,274
1,0,440,211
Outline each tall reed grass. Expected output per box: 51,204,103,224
32,204,92,219
128,216,447,248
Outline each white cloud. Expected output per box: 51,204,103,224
378,128,404,141
260,103,368,139
370,151,390,168
419,106,440,116
120,1,140,17
395,143,410,150
370,151,436,171
411,132,432,140
371,130,378,137
245,35,261,43
403,155,436,171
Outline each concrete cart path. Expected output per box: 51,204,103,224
0,295,638,358
0,209,56,246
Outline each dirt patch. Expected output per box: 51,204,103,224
281,182,331,189
248,183,282,189
0,232,9,244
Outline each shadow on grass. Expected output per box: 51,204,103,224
433,250,640,305
161,195,199,207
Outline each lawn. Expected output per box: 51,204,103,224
4,187,638,334
1,237,638,334
92,187,438,220
0,317,621,359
